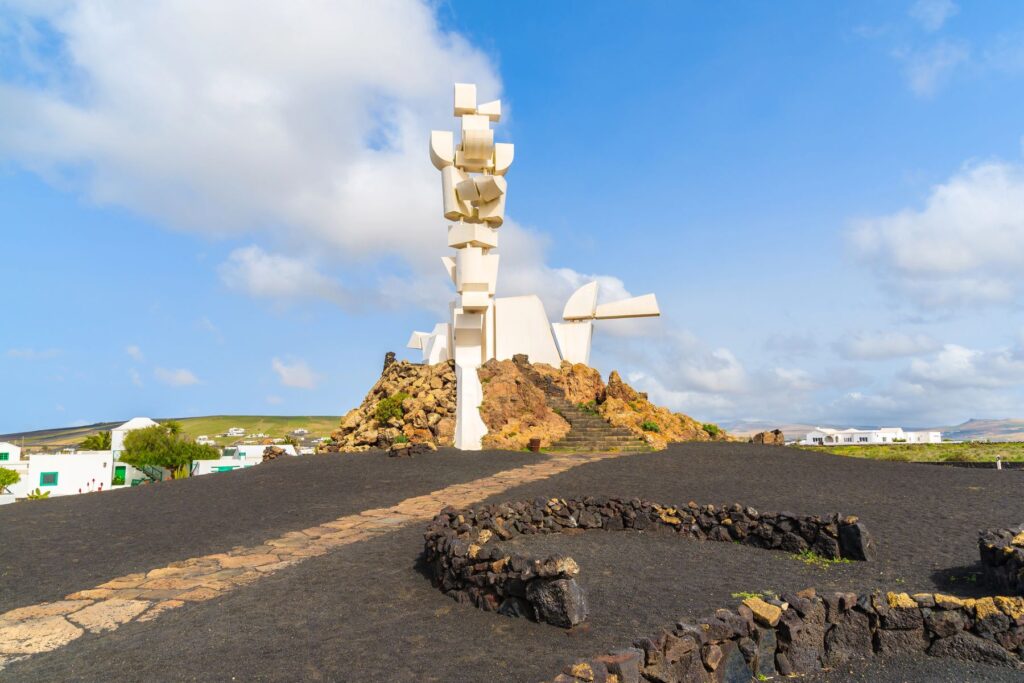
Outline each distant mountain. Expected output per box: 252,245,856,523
721,418,1024,442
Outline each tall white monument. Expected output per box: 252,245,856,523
408,83,661,450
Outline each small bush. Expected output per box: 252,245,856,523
393,434,409,444
640,420,660,433
628,401,642,413
702,423,720,438
375,392,409,423
26,488,50,500
577,400,598,415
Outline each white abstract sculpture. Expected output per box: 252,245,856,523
408,84,661,450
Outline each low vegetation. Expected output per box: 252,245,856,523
0,467,20,493
79,430,111,450
25,488,50,500
701,422,721,438
120,422,220,480
374,393,409,423
799,441,1024,462
793,549,852,569
640,420,660,433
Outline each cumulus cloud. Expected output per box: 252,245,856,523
272,357,320,390
850,160,1024,307
908,0,958,32
129,368,143,387
154,367,200,386
219,245,351,307
834,331,939,360
125,344,143,361
907,343,1024,389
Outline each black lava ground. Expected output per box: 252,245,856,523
5,443,1024,682
0,448,542,611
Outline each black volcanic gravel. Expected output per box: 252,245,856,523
4,443,1024,682
0,448,543,611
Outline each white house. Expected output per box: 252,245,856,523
0,441,23,465
801,427,942,446
191,444,297,476
5,451,149,499
111,417,160,457
226,427,246,437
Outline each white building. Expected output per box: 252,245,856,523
226,427,245,437
801,427,942,446
0,441,28,505
191,444,297,477
0,441,23,465
111,417,160,458
5,451,148,499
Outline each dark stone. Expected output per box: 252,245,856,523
928,632,1020,667
874,627,929,655
873,595,924,631
775,652,793,676
497,597,531,619
824,609,873,666
784,600,826,672
753,627,777,677
924,608,966,638
595,648,643,683
779,531,809,553
715,641,754,683
812,533,841,559
839,522,874,561
526,578,589,628
382,351,396,373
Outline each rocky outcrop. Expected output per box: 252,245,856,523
478,359,570,451
598,371,726,449
324,360,456,452
979,526,1024,595
753,429,786,445
261,446,288,462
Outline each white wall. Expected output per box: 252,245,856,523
25,451,115,497
0,441,23,463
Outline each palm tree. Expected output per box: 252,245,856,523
79,431,112,450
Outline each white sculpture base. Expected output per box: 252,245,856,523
454,361,487,450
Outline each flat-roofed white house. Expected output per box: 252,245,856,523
5,451,149,499
801,427,942,446
0,441,23,464
191,444,297,476
0,442,28,505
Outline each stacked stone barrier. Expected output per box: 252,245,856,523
423,497,873,628
548,589,1024,682
980,526,1024,595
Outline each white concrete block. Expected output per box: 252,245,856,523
474,175,504,202
476,99,501,121
493,142,514,175
429,130,454,170
594,293,660,320
461,128,494,161
448,222,499,249
552,321,594,365
493,295,562,366
441,165,471,220
563,281,599,320
454,83,477,116
441,256,456,284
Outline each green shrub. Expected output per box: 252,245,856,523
577,400,598,415
26,488,50,500
0,467,20,493
640,420,660,433
702,423,720,438
374,392,409,423
394,434,409,444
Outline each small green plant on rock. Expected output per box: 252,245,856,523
702,423,720,438
26,488,50,500
393,434,409,444
374,392,409,423
794,549,851,569
577,400,598,415
640,420,660,432
731,590,777,601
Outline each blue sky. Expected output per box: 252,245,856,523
2,0,1024,433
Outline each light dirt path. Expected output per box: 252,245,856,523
0,451,626,671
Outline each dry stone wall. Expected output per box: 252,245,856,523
980,526,1024,596
423,497,872,628
548,589,1024,682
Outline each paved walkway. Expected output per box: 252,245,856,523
0,451,624,672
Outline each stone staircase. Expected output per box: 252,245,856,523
513,356,653,454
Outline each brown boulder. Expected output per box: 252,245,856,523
752,429,785,445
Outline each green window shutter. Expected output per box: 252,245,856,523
112,465,126,486
40,472,59,487
0,453,8,461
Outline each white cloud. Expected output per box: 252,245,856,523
908,0,958,32
265,394,283,405
129,368,143,387
219,245,350,307
907,343,1024,389
898,40,968,96
272,357,320,390
850,160,1024,307
771,367,817,392
834,331,939,360
0,1,499,270
154,367,200,386
6,348,61,360
125,344,143,361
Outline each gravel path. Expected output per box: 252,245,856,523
4,443,1024,682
